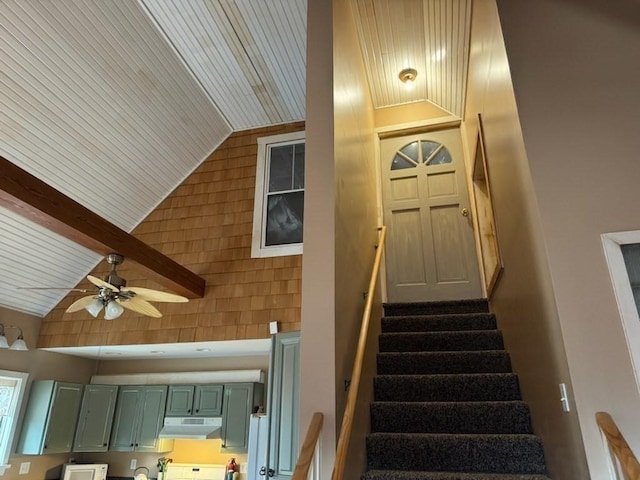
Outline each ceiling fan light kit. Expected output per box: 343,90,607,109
0,324,29,351
64,254,189,320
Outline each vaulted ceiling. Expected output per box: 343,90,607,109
0,0,471,318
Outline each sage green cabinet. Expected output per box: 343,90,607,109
221,382,263,453
268,331,301,480
17,381,84,455
73,384,118,452
110,385,173,452
166,384,223,416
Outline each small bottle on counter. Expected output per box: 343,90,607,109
226,458,238,480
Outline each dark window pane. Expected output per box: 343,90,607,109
427,147,452,165
391,154,416,170
399,141,419,162
293,143,305,189
269,145,294,192
265,192,304,246
421,141,439,163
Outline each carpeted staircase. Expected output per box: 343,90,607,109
363,299,551,480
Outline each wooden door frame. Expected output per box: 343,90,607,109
373,115,486,302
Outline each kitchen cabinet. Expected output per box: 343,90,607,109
221,382,263,453
16,380,83,454
110,385,173,452
166,384,223,416
73,384,118,452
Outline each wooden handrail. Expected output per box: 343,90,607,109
332,226,387,480
596,412,640,480
291,412,324,480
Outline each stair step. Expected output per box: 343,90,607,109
384,299,489,316
366,433,548,474
374,374,521,402
371,401,533,434
363,470,551,480
382,313,497,333
377,351,512,375
379,331,504,352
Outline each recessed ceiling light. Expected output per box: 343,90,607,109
151,350,165,354
195,348,212,352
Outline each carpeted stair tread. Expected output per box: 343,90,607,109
382,313,497,333
371,401,533,434
384,299,489,316
379,331,504,352
363,470,551,480
366,433,548,474
377,351,512,375
374,374,521,402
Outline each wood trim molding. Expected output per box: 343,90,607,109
0,156,205,298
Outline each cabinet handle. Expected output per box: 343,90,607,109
103,443,107,447
188,409,191,413
130,443,134,447
195,409,199,413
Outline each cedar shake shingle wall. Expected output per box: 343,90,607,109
37,122,305,348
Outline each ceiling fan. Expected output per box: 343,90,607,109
64,253,188,320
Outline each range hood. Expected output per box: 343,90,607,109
158,417,222,439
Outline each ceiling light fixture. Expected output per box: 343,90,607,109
398,67,418,83
0,324,29,351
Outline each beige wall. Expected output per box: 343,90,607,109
461,2,590,478
496,0,640,477
300,0,379,477
374,101,451,128
0,307,97,480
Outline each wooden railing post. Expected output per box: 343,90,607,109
291,412,324,480
596,411,640,480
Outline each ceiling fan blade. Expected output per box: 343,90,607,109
87,274,119,292
118,298,163,318
66,295,98,313
123,287,188,303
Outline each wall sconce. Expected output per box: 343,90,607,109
0,324,29,351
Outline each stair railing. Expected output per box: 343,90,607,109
332,226,387,480
596,411,640,480
291,412,324,480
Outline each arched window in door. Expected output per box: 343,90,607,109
391,140,452,170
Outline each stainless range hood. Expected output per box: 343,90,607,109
158,417,222,439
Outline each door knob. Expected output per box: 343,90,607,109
461,207,470,217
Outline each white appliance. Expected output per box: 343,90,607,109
158,416,222,439
246,414,269,480
164,463,226,480
61,464,108,480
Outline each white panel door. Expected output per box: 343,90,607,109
381,128,481,302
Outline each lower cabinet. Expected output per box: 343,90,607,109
73,384,118,452
17,381,84,455
110,385,173,452
221,382,263,453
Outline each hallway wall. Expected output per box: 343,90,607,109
461,1,589,477
497,0,640,477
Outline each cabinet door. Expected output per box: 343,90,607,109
136,385,168,452
73,385,118,452
110,386,142,451
166,385,195,416
267,332,301,480
222,383,259,452
43,382,84,454
194,385,223,416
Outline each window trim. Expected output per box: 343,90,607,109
0,370,28,473
252,131,305,258
602,230,640,396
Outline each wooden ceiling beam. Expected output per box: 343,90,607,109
0,156,205,298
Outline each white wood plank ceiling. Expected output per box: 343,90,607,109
353,0,472,116
0,0,470,318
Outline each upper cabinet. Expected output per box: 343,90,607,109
110,385,173,452
73,384,119,452
166,385,223,417
221,382,264,453
17,381,84,455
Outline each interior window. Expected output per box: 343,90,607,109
0,371,28,472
